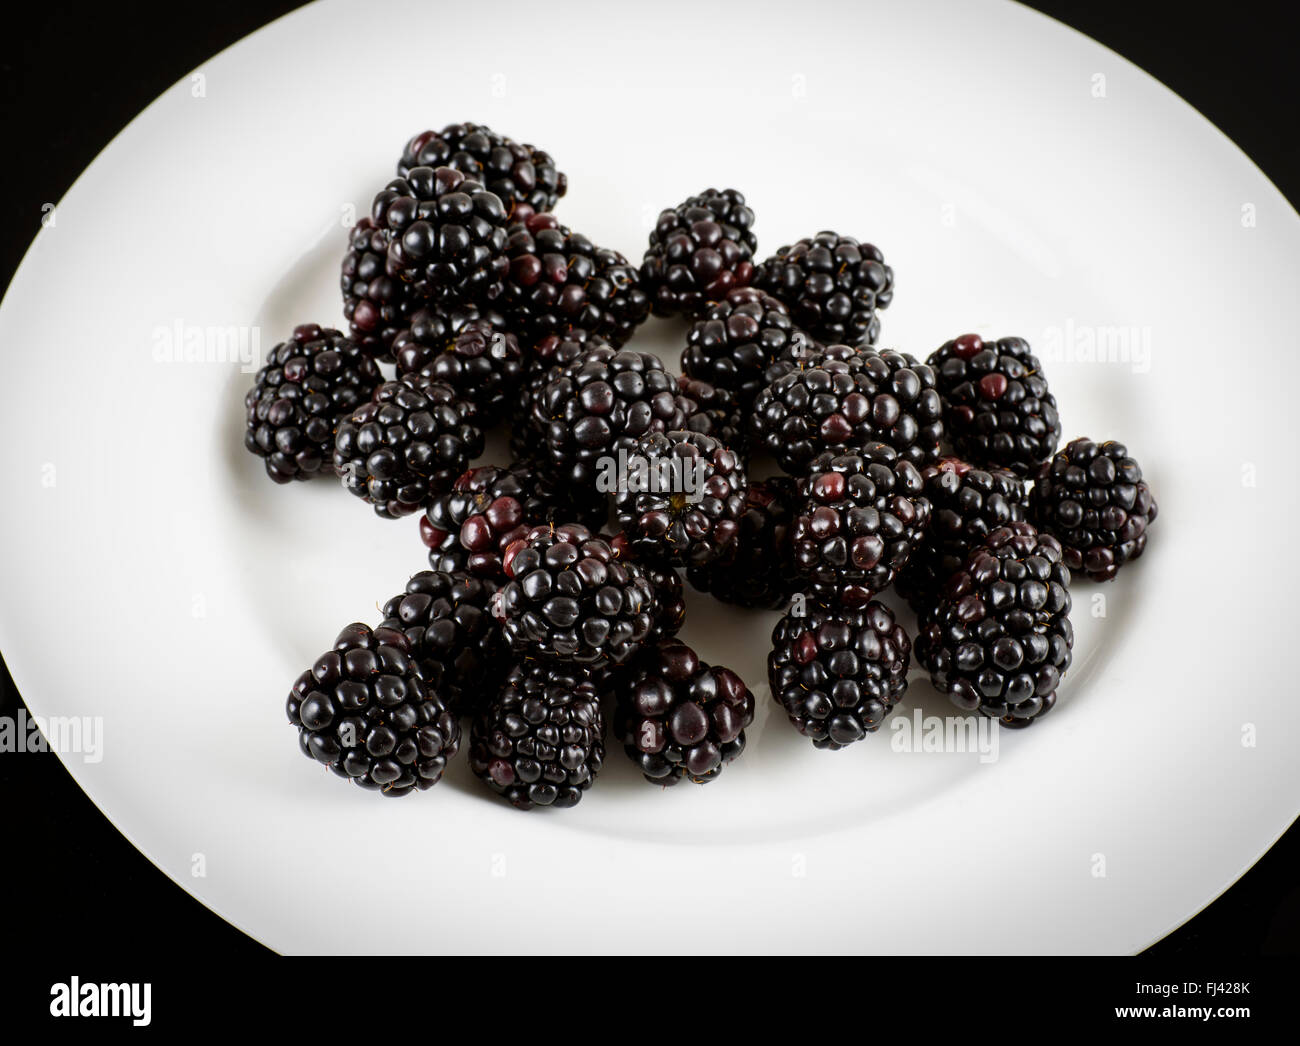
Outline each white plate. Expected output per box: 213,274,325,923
2,0,1297,955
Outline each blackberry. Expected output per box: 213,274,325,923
640,188,757,317
500,212,650,348
420,462,608,579
677,375,747,452
469,661,604,810
680,287,814,407
379,571,506,716
398,123,566,213
391,307,522,423
750,346,944,474
751,232,893,346
371,165,510,307
611,430,748,568
244,324,381,483
335,376,484,519
286,622,460,796
532,346,688,488
609,533,687,644
509,329,612,463
767,602,910,749
341,217,415,360
497,524,655,665
686,477,801,610
1029,438,1157,581
613,639,754,785
928,334,1061,476
895,458,1028,611
915,522,1073,728
790,446,931,608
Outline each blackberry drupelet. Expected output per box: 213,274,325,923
497,524,655,665
612,430,748,569
1029,438,1157,581
244,324,381,483
379,570,506,716
532,346,688,488
398,123,566,213
686,477,801,610
613,639,755,785
341,217,414,360
751,232,893,346
928,334,1061,477
392,307,523,423
790,445,931,608
680,287,814,408
915,522,1073,728
286,622,460,796
469,660,605,810
768,602,910,749
895,458,1028,611
750,346,944,474
372,165,510,307
335,376,484,519
640,188,758,317
608,533,687,644
500,212,651,348
677,375,747,452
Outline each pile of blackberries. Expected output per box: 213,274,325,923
247,122,1158,807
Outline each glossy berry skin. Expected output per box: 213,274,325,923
398,123,566,213
510,328,614,464
372,165,510,307
609,533,686,644
335,376,484,519
378,571,506,717
469,661,604,810
768,602,910,749
392,307,523,423
750,346,944,474
915,522,1073,728
286,622,460,797
613,639,755,785
681,287,814,408
790,446,931,608
244,324,381,483
895,458,1028,612
499,212,650,348
1029,438,1157,581
612,430,748,569
677,375,747,453
687,477,801,611
640,189,758,317
928,334,1061,477
751,232,893,346
498,524,655,666
341,217,415,360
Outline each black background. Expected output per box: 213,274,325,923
0,0,1296,962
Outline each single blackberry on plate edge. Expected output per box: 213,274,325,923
613,639,755,785
532,346,687,488
341,217,415,360
768,602,910,749
500,212,651,348
497,524,655,665
680,287,814,407
895,457,1028,611
398,123,566,213
751,232,893,346
612,430,748,569
915,522,1073,728
1029,438,1157,581
790,445,931,608
677,375,747,452
244,324,381,483
686,477,800,610
470,660,604,810
335,376,484,519
928,334,1061,477
372,165,510,306
379,570,506,716
750,346,944,474
640,188,757,317
287,622,459,796
609,532,686,643
391,306,523,423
